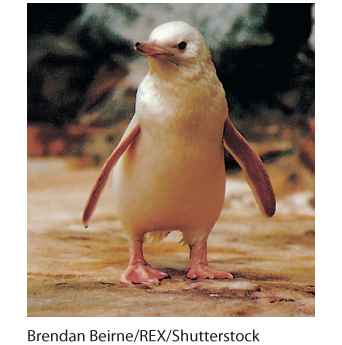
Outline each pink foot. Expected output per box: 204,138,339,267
186,241,233,280
120,240,170,285
121,264,169,285
187,264,233,280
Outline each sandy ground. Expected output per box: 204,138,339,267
27,156,314,317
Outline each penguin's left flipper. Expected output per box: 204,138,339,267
223,118,276,217
82,118,141,228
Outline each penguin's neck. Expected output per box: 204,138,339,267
147,57,218,99
148,56,214,83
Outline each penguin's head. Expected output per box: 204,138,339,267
134,21,212,69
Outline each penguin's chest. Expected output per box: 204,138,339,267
126,123,225,196
112,112,226,234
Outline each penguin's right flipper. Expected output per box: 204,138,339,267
82,119,141,228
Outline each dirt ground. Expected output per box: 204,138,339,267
27,152,315,317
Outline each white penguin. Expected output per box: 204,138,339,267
83,21,276,284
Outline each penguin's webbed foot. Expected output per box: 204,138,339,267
121,240,170,285
121,264,170,285
186,241,233,280
187,264,233,280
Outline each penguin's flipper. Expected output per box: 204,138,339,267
82,120,141,227
223,118,276,217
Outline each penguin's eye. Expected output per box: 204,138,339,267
177,41,187,51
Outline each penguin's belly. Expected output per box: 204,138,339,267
112,131,226,241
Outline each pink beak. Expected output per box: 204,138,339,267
134,41,172,56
